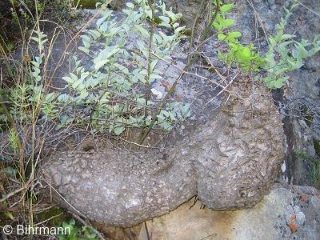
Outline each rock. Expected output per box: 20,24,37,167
296,211,306,226
233,0,320,187
36,0,286,228
43,149,197,227
163,0,211,29
42,79,285,227
137,186,320,240
194,79,284,210
285,205,306,228
310,195,320,210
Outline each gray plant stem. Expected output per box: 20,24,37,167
138,0,156,142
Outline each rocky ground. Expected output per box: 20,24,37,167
138,184,320,240
93,184,319,240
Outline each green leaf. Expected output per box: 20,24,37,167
62,76,72,83
150,60,158,72
220,4,235,13
174,26,186,34
135,25,150,38
58,94,70,102
93,46,120,70
114,63,129,75
218,33,226,41
150,73,162,81
280,34,296,41
45,92,56,102
239,47,252,59
136,40,148,58
126,2,134,8
78,46,90,54
96,15,108,28
213,16,235,31
113,126,125,135
88,29,101,40
226,31,242,41
159,16,170,25
221,18,235,29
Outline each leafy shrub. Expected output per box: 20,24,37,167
212,0,320,89
42,0,190,135
212,0,264,72
262,1,320,89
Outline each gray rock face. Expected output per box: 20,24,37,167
44,149,197,226
42,79,285,227
194,80,284,209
